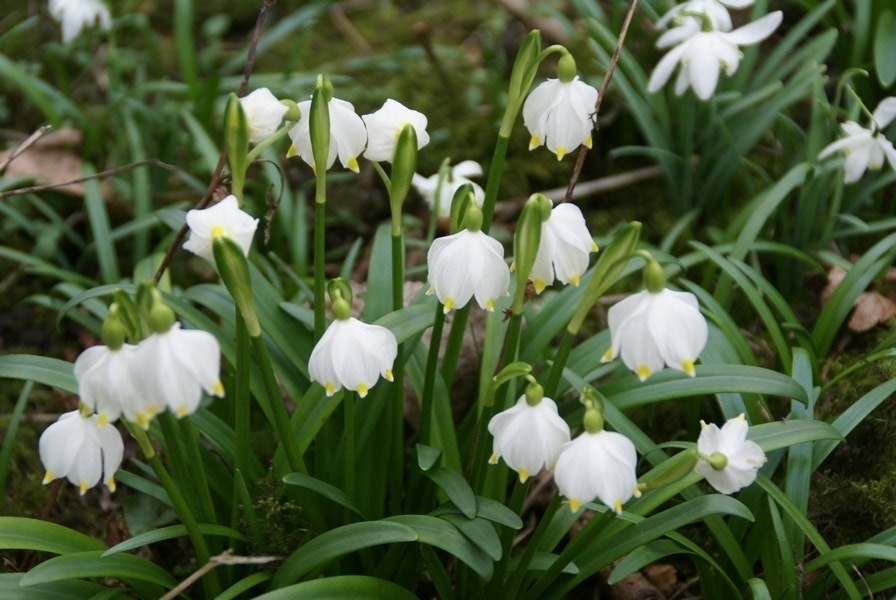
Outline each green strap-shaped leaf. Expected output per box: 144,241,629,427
272,521,418,587
215,572,271,600
874,10,896,87
422,467,477,520
102,524,246,557
282,472,367,519
254,575,418,600
385,514,494,580
747,420,842,452
374,302,436,344
0,355,76,394
600,364,808,409
19,550,176,592
438,513,502,561
0,573,107,600
0,517,104,554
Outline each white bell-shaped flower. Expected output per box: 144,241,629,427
183,195,259,266
412,160,484,218
647,11,782,100
655,0,755,33
309,316,398,398
695,414,766,494
74,343,142,423
239,88,289,143
603,287,708,381
523,76,598,160
818,98,896,183
131,323,224,423
553,427,639,513
426,226,510,313
488,389,571,482
362,99,430,162
288,97,368,172
39,410,123,494
49,0,111,42
528,201,597,294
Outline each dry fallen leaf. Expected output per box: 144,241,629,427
820,265,896,333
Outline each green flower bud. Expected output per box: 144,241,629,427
449,182,476,234
281,98,300,122
704,451,729,471
511,194,549,314
101,308,128,350
331,297,352,321
147,302,176,334
309,76,332,177
568,221,642,334
557,51,577,83
463,202,484,233
583,406,604,434
389,124,419,235
637,449,699,492
524,381,544,406
501,29,543,137
213,235,261,337
224,92,249,200
111,289,143,341
327,278,354,307
643,257,666,294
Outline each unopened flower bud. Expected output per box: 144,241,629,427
213,235,261,337
557,51,577,83
643,257,666,293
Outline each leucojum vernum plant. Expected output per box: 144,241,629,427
3,0,896,598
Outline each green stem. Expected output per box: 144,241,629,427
502,495,562,600
246,122,294,163
250,335,307,475
470,312,523,490
420,304,446,445
488,479,530,597
313,175,327,340
544,329,574,398
127,423,220,597
344,392,356,511
524,508,615,600
481,135,510,233
440,305,470,384
389,232,405,514
234,312,251,502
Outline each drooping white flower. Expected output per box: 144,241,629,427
655,0,755,32
818,97,896,183
602,288,708,381
49,0,111,43
288,97,368,172
309,317,398,398
523,76,599,160
694,414,766,494
553,429,640,513
647,11,782,100
183,195,259,266
362,99,430,162
426,229,510,313
239,88,289,143
39,410,123,494
74,343,142,423
488,394,571,482
412,160,485,218
528,201,597,294
131,323,224,424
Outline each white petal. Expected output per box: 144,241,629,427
723,11,782,46
688,36,722,100
647,43,689,93
872,97,896,129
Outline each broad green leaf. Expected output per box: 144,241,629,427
254,575,418,600
747,420,841,452
282,472,366,519
608,540,684,584
805,543,896,572
874,10,896,87
386,514,494,579
102,524,246,557
19,551,175,592
747,577,772,600
215,572,271,600
600,365,808,409
0,517,104,554
272,521,418,586
422,467,477,519
438,513,502,561
508,552,579,574
0,573,108,599
0,355,76,394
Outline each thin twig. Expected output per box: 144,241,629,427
0,159,190,200
159,549,282,600
0,126,53,173
563,0,640,204
153,0,278,284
